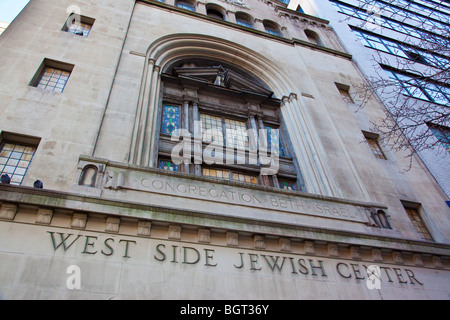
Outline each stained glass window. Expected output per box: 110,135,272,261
161,105,180,135
37,67,71,93
231,172,258,185
202,167,259,185
159,160,178,172
0,142,36,185
279,180,296,191
202,168,230,179
265,126,285,156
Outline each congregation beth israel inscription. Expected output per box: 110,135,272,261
109,171,374,224
47,231,424,286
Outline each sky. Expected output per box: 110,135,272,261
0,0,30,23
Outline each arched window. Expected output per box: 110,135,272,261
206,4,226,20
371,209,392,229
176,0,196,11
235,12,253,28
263,20,282,37
79,165,98,187
156,58,303,191
305,29,324,46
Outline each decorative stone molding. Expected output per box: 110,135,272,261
226,232,239,247
254,235,265,249
0,203,18,221
433,256,443,269
198,228,211,244
279,238,291,252
36,208,53,225
304,240,315,255
105,217,120,233
71,213,87,229
392,251,404,264
168,225,182,240
350,246,361,260
137,221,151,237
327,243,339,257
372,249,383,262
413,254,424,267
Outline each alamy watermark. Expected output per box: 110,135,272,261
66,265,81,290
366,265,382,290
169,121,282,175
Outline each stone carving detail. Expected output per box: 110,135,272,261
433,256,443,269
413,254,424,267
254,235,265,249
327,243,339,257
72,213,87,229
372,249,383,262
168,225,181,240
137,221,151,237
350,246,361,260
226,232,239,247
104,171,125,190
198,228,211,244
219,0,250,9
36,208,53,225
304,240,315,255
0,203,18,221
105,217,120,233
392,251,404,264
279,238,291,252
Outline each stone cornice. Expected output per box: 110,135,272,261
136,0,352,60
1,183,449,262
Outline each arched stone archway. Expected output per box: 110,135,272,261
128,33,340,197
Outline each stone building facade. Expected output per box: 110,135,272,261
0,0,448,299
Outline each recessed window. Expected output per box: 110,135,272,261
305,29,324,46
404,205,433,242
30,59,74,93
336,83,354,104
206,5,225,20
235,12,253,28
363,132,387,160
263,20,282,37
79,165,98,187
62,14,95,37
176,0,195,11
0,134,39,186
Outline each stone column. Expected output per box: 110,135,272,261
193,101,202,175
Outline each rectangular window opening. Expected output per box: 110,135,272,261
363,131,387,160
0,133,40,186
30,59,74,93
62,14,95,37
